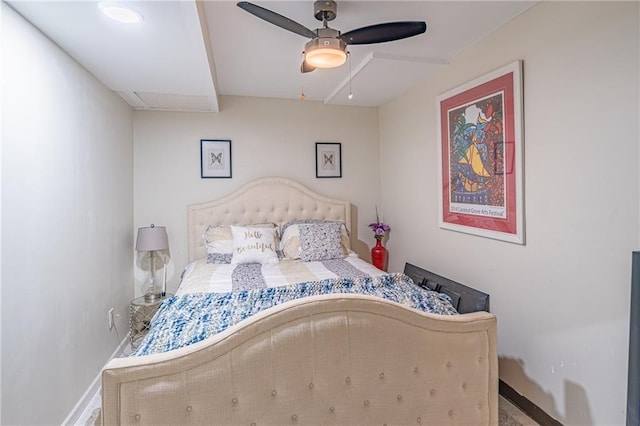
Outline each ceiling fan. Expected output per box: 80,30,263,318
237,1,427,73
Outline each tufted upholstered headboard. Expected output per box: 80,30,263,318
187,177,351,263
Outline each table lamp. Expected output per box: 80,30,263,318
135,224,169,302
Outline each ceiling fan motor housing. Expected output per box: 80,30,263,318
314,0,337,22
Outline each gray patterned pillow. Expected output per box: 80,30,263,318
299,222,344,262
280,220,350,259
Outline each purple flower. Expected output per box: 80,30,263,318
369,222,390,237
369,207,389,238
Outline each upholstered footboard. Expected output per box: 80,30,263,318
102,294,497,425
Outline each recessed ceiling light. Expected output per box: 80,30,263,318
98,2,143,24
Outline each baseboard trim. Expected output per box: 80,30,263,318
62,334,130,426
499,379,563,426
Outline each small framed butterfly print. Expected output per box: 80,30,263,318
201,139,232,178
315,142,342,178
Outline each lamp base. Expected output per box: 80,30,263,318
144,292,164,303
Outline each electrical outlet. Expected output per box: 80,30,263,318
108,308,115,330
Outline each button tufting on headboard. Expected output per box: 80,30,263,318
102,293,497,425
187,177,351,262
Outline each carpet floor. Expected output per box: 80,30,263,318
499,395,540,426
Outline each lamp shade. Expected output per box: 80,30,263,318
135,225,169,252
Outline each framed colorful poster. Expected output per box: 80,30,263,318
436,61,524,244
201,139,232,178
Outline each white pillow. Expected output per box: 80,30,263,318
202,225,233,263
230,225,279,265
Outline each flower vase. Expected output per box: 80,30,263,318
371,238,387,271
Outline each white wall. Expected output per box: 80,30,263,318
1,4,134,424
379,2,639,424
133,96,380,295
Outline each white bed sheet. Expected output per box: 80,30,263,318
177,254,385,295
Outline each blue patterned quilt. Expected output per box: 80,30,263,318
132,273,458,356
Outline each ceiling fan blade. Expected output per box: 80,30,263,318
301,60,316,73
237,2,316,39
341,21,427,45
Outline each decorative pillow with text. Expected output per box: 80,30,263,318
204,223,277,264
230,225,279,265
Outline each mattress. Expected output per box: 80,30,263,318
176,254,385,295
132,257,458,356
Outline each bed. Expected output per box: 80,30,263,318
101,177,498,425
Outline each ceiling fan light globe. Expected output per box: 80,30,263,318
304,38,347,69
306,48,346,68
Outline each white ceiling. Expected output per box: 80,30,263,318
8,0,536,111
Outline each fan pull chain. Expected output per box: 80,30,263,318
300,52,306,100
348,51,353,100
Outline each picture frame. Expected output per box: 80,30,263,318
201,139,232,179
436,61,524,244
315,142,342,178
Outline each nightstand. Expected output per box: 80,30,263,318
129,293,173,349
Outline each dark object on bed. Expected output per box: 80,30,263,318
404,263,490,314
